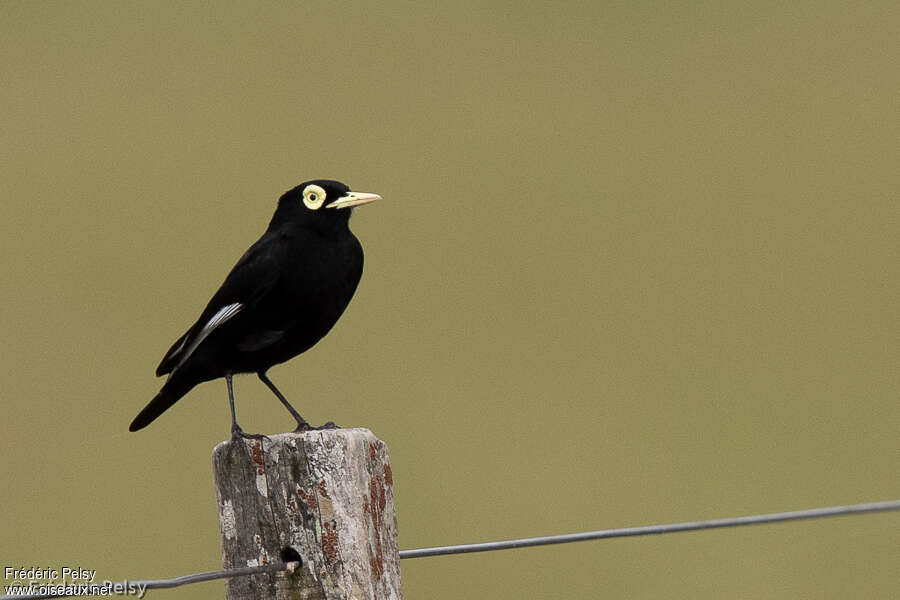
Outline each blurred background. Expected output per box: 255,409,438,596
2,2,898,598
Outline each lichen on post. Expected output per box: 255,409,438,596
212,428,402,600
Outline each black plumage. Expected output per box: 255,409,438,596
129,179,379,437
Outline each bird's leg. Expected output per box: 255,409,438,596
227,374,268,441
257,371,316,432
227,373,238,433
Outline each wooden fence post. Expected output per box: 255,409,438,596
212,428,402,600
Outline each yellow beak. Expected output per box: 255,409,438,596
326,191,381,210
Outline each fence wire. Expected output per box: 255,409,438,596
3,499,898,600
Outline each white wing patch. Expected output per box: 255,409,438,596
174,302,243,370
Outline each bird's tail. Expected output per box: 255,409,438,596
129,373,199,432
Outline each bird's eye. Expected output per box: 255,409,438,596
302,184,327,210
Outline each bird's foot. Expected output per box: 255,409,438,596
291,420,339,433
231,424,270,442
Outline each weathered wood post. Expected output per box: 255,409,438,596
212,428,402,600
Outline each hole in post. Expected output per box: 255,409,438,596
280,546,303,566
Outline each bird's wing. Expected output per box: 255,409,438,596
155,234,285,376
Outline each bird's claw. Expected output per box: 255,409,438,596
291,421,339,433
231,425,270,442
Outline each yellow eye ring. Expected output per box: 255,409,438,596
302,184,327,210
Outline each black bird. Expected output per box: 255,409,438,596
129,180,379,438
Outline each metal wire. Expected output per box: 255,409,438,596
398,498,900,559
2,500,897,600
0,563,299,600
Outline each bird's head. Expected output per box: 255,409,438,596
272,179,380,232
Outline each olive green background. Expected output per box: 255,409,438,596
2,2,898,598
